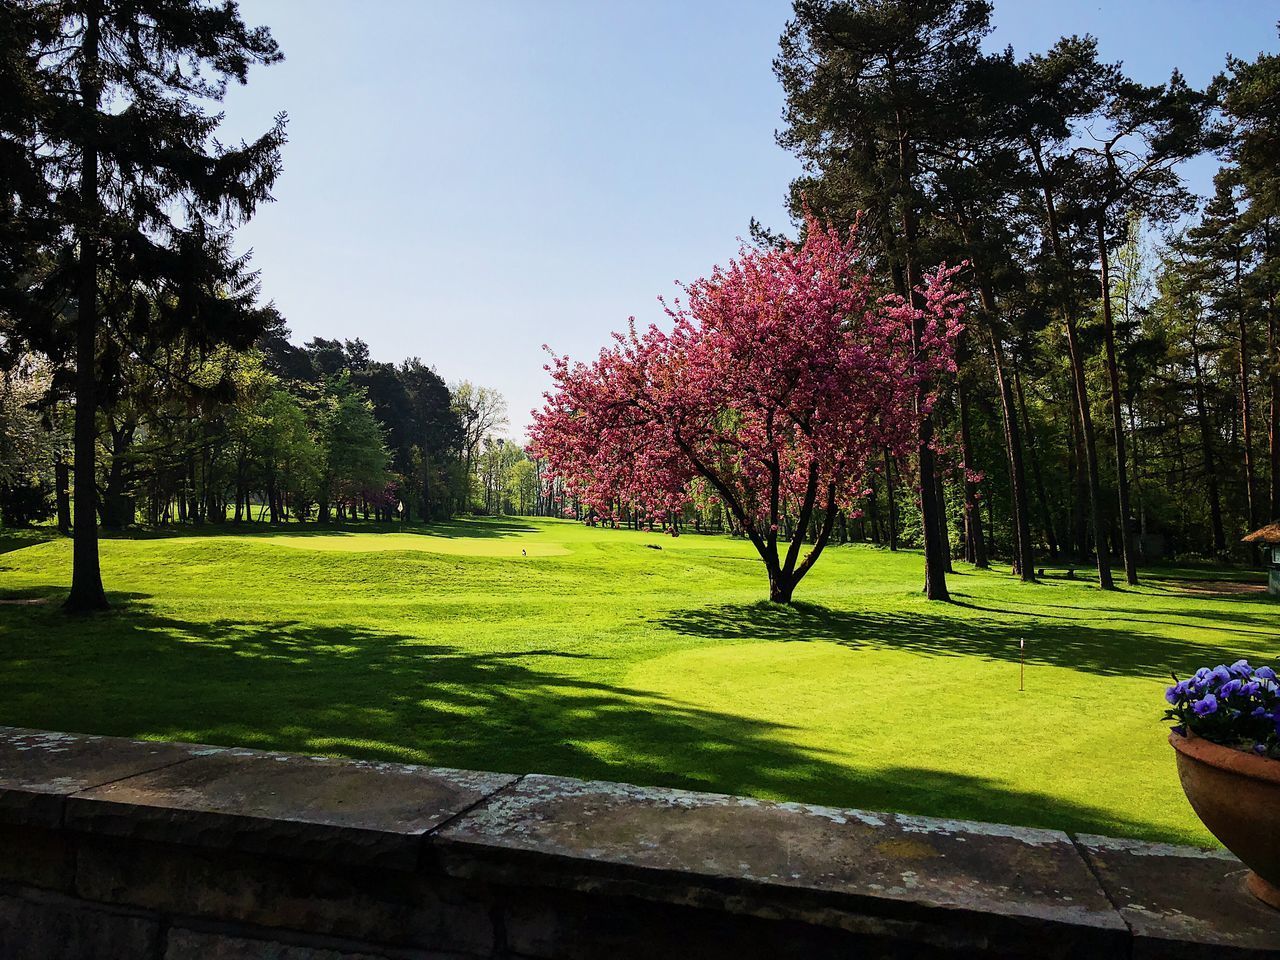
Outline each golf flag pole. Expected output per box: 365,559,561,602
1019,637,1025,692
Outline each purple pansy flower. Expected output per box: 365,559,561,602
1165,661,1280,757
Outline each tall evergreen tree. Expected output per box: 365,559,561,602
1012,36,1120,588
401,359,463,521
931,48,1041,581
1076,70,1214,583
775,0,994,600
4,0,286,610
1218,31,1280,522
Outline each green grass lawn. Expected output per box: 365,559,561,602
1,517,1274,846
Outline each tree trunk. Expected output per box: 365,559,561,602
897,112,948,601
884,447,898,551
99,420,133,530
935,469,954,571
1269,281,1279,521
1262,222,1279,522
1029,141,1112,589
1097,217,1138,585
1013,361,1058,561
983,308,1035,581
65,1,108,612
55,454,72,534
1067,379,1089,562
1236,253,1259,531
957,216,1024,578
955,210,1033,579
957,379,988,568
1065,281,1114,585
203,440,218,523
911,364,945,582
867,472,881,544
1127,398,1146,546
1190,335,1227,553
421,453,432,521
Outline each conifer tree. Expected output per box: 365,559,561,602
4,0,286,610
1077,71,1214,583
775,0,993,600
1218,32,1280,521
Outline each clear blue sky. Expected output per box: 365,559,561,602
221,1,1278,440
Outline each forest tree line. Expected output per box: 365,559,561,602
540,1,1280,590
0,0,558,615
749,0,1280,594
0,325,549,528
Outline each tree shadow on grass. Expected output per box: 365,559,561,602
948,594,1280,638
0,594,1193,844
655,599,1277,679
956,577,1280,636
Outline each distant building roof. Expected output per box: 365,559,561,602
1242,522,1280,545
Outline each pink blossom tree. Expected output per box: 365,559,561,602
531,213,964,603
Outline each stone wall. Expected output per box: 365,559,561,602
0,726,1276,959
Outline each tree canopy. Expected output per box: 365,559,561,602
532,213,963,602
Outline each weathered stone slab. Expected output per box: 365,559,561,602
0,725,196,827
436,774,1128,958
65,747,516,869
0,889,160,960
1076,834,1280,959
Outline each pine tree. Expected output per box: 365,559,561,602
1219,32,1280,522
1013,37,1120,588
5,0,286,610
1078,71,1215,584
775,0,994,600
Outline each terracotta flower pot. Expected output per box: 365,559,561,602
1170,730,1280,909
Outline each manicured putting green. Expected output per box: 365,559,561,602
260,531,569,556
0,516,1272,847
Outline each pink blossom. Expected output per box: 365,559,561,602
531,211,963,601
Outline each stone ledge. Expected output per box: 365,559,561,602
433,773,1130,957
0,726,200,827
1077,834,1280,959
0,725,1277,959
64,744,516,869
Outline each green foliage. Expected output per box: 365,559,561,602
0,355,56,489
315,374,390,519
475,438,529,515
249,389,321,516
